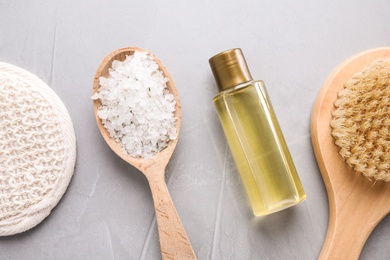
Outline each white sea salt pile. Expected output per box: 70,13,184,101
92,51,177,159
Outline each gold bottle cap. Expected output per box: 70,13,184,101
209,48,253,92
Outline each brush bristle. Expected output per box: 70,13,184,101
331,59,390,181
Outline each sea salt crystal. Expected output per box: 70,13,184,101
92,51,177,159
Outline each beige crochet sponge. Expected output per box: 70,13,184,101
331,59,390,181
0,63,76,235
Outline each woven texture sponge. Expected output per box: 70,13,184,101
331,59,390,181
0,63,76,235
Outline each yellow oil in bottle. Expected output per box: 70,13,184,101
209,48,306,216
213,80,306,216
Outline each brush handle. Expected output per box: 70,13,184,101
146,172,197,260
319,176,388,260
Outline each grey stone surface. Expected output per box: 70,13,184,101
0,0,390,259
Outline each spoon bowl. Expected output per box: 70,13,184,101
93,46,180,172
311,47,390,259
93,47,196,259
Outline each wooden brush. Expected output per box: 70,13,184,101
311,48,390,259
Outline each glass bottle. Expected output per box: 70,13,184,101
209,48,306,216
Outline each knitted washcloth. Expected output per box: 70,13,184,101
0,62,76,236
331,59,390,182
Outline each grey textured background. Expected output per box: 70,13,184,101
1,0,390,259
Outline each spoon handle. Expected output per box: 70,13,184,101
146,172,197,260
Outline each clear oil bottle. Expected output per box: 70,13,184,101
209,48,306,216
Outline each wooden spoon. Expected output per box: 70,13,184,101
92,47,196,260
311,47,390,260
